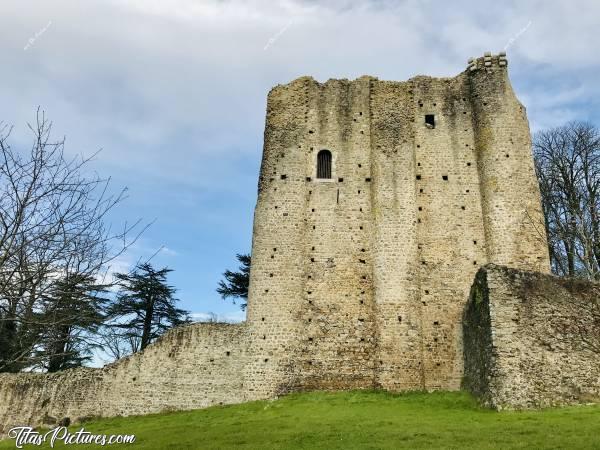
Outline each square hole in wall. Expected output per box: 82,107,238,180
425,114,435,128
338,177,344,182
281,174,287,180
442,175,448,181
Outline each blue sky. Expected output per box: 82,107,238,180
1,0,599,323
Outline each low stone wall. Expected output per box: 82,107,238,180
0,322,248,436
463,264,600,409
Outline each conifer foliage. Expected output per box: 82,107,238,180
108,263,189,352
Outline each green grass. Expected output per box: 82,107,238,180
1,391,600,449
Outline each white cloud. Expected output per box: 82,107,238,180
4,0,600,181
160,246,179,257
2,0,599,338
191,310,246,323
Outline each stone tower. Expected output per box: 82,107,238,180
244,52,550,398
2,54,585,435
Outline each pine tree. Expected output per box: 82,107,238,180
37,273,109,372
217,254,250,310
108,263,189,352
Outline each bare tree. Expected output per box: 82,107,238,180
98,328,141,362
0,109,146,372
533,121,600,280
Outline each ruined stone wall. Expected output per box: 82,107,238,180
247,52,550,395
0,53,555,435
463,265,600,409
0,323,248,435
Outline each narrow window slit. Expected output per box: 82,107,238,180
316,150,332,179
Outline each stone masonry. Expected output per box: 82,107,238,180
0,323,248,435
245,51,550,397
2,51,580,435
463,265,600,409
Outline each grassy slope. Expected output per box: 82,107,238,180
1,391,599,449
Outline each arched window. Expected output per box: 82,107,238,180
317,150,332,179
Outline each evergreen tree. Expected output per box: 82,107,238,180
108,263,188,352
36,274,109,372
217,254,250,310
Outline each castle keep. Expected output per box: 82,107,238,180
2,53,597,435
245,51,550,395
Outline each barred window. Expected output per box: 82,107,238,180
317,150,332,179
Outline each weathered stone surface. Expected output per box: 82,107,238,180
0,53,557,435
246,52,549,396
0,323,248,435
463,264,600,409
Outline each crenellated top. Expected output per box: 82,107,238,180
467,51,508,72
